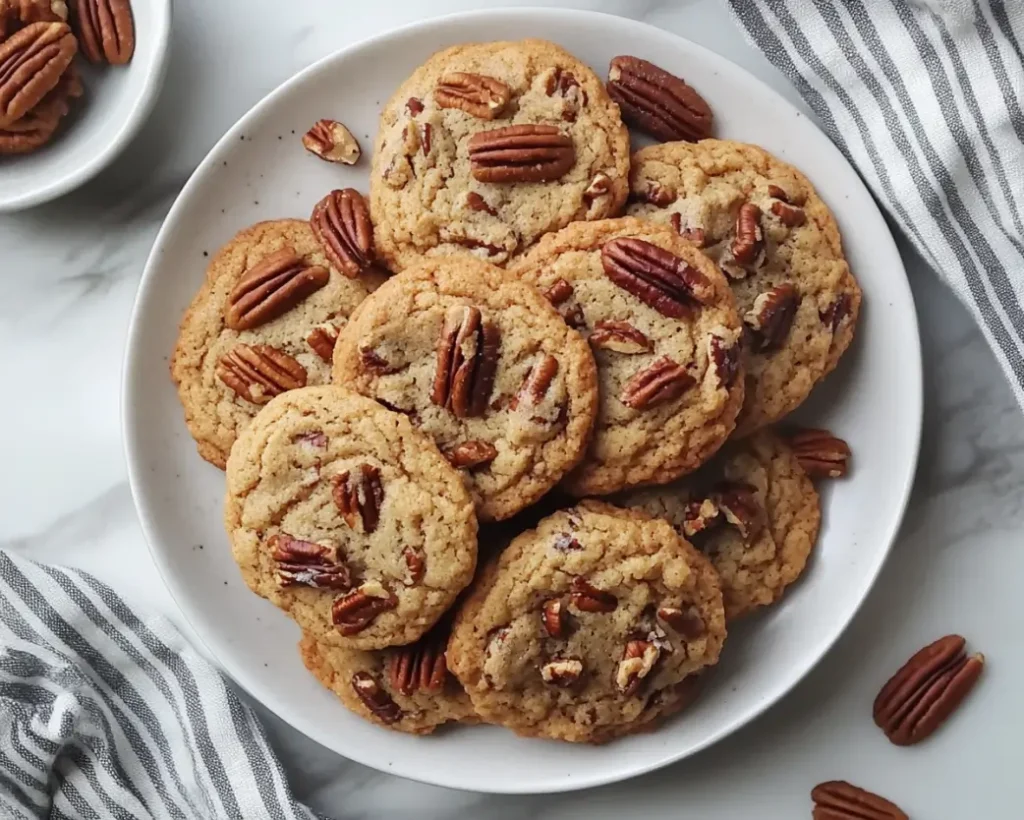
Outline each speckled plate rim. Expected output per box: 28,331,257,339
123,7,923,795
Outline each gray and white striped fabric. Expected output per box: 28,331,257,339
0,551,323,820
728,0,1024,410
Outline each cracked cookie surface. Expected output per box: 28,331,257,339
225,386,477,650
626,140,861,435
332,256,599,522
447,500,725,743
370,38,630,271
171,219,386,468
511,218,744,497
619,430,820,620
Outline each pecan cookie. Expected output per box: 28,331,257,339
370,38,630,271
331,256,598,522
447,501,725,743
299,616,476,735
627,140,861,435
510,217,744,497
0,61,78,154
225,386,477,651
171,219,386,468
619,430,821,620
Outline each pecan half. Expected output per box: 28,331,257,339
789,428,852,479
607,55,712,142
730,202,764,271
332,582,396,635
435,72,511,119
351,672,402,724
468,124,575,183
387,632,449,696
745,284,799,353
311,189,374,278
69,0,132,65
445,440,498,470
621,356,695,410
615,639,660,696
820,292,853,333
602,237,716,318
217,344,306,404
771,199,806,228
712,482,763,540
306,325,339,363
540,657,583,686
570,577,617,613
431,305,500,418
873,634,984,747
0,1,67,37
269,533,350,590
657,605,706,640
225,249,329,331
332,464,384,534
681,497,721,538
514,354,559,410
709,333,740,388
301,118,361,164
811,781,908,820
542,599,566,639
402,547,424,585
0,21,75,127
589,320,652,355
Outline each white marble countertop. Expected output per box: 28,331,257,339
2,0,1022,817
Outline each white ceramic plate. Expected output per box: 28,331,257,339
0,0,171,212
123,9,922,794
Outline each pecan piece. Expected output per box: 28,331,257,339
873,635,984,747
351,672,402,724
0,21,76,127
306,325,339,363
468,124,575,183
552,533,582,552
545,67,588,121
583,173,612,204
311,188,374,278
744,284,799,353
811,781,908,820
709,333,740,388
820,292,853,333
607,55,712,142
541,599,566,639
589,320,652,355
434,72,511,119
712,482,763,540
540,657,583,686
445,440,498,470
514,354,559,410
387,631,449,696
358,346,401,375
466,191,497,216
332,582,396,635
402,547,424,586
602,237,715,318
217,344,306,404
332,464,384,534
680,497,721,538
405,97,424,116
570,577,617,613
771,199,806,227
789,428,852,479
301,118,360,164
269,533,351,590
615,639,660,696
633,180,676,207
657,605,706,640
225,248,329,331
69,0,132,65
730,202,764,271
621,356,695,410
543,278,574,306
431,305,500,418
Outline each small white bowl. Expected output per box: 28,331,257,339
0,0,171,212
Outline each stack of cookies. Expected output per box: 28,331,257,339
171,39,860,743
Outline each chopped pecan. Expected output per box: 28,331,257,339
225,248,329,331
634,180,676,207
712,482,763,540
708,333,740,388
301,118,360,164
730,202,764,271
351,672,402,724
418,122,432,155
387,631,449,695
217,344,306,404
358,346,401,375
293,431,327,451
570,577,617,613
332,582,396,635
269,533,350,590
657,605,706,640
541,599,566,639
744,284,799,353
873,634,984,747
0,21,76,127
545,67,588,121
332,464,384,534
405,97,424,116
540,657,583,686
602,237,716,318
468,124,575,183
431,305,500,418
311,189,374,278
435,72,511,119
446,440,498,470
589,320,652,355
771,199,806,227
607,55,713,142
811,781,908,820
543,278,574,306
675,220,707,248
820,292,853,333
681,497,721,538
789,428,851,479
306,325,339,362
466,191,498,216
514,355,559,410
766,184,789,202
621,356,695,410
401,547,424,586
552,533,582,552
615,639,660,696
583,173,612,203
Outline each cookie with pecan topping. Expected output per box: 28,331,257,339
619,430,821,620
171,219,387,468
447,501,725,743
510,217,744,496
331,256,598,522
370,38,630,271
225,386,477,651
626,139,861,434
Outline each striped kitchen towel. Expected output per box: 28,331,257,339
728,0,1024,409
0,551,325,820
